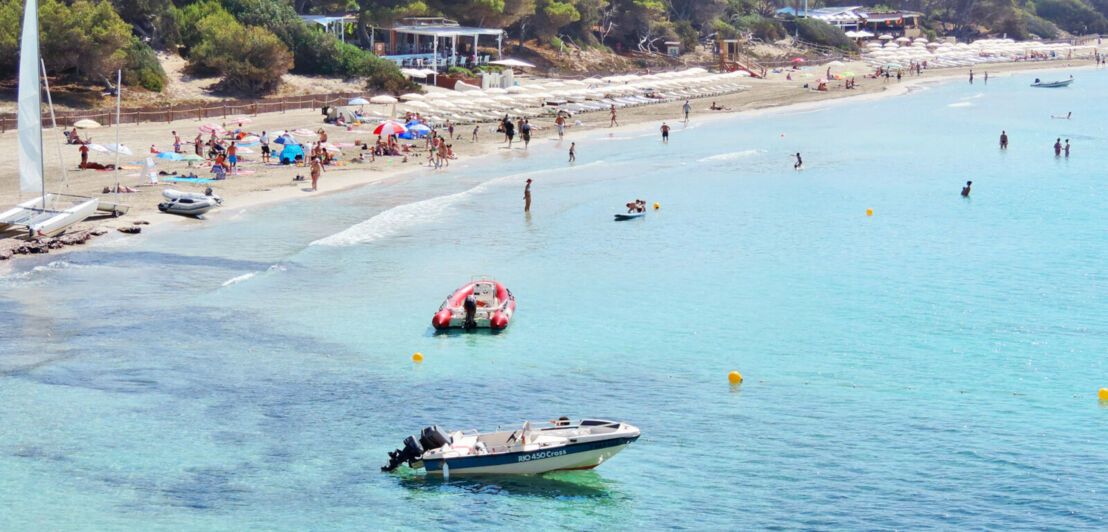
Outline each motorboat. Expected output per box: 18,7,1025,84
431,278,515,330
382,419,641,476
158,188,222,217
1031,77,1073,88
0,193,99,238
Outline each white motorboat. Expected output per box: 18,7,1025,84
0,194,100,238
0,0,98,239
158,188,221,217
383,419,640,476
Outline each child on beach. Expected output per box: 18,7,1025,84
569,142,576,163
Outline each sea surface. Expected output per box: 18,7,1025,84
2,70,1107,530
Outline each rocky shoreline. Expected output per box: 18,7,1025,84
0,222,147,261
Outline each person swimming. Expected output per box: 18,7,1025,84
794,152,803,170
961,181,971,197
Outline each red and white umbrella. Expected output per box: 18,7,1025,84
199,123,226,135
230,116,252,125
292,128,316,136
373,121,407,136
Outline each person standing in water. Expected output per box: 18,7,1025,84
1064,139,1071,157
1000,130,1008,149
984,71,988,84
969,69,974,84
660,122,670,143
683,100,691,123
523,178,532,212
794,152,803,170
961,181,972,197
569,142,576,163
555,114,565,140
1054,138,1062,156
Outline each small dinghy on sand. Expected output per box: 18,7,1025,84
382,419,641,476
431,278,515,330
158,188,222,217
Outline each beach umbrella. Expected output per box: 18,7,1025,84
156,151,183,160
320,142,341,151
292,128,316,136
74,119,101,129
348,97,370,105
484,87,508,95
199,123,225,135
274,134,299,145
87,143,110,153
105,143,132,155
230,116,252,125
409,124,431,134
399,93,424,101
374,121,407,135
370,95,398,104
879,34,893,40
506,85,528,94
791,58,806,63
886,62,902,69
841,71,855,77
489,58,535,68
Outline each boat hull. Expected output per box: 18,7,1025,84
0,193,100,238
421,436,639,475
1031,80,1073,88
614,212,646,221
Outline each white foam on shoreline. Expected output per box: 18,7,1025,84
948,102,973,107
698,149,764,162
311,162,607,247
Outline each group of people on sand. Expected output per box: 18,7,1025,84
497,115,535,149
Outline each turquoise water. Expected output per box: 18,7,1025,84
3,71,1107,529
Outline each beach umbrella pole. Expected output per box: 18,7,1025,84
114,70,121,205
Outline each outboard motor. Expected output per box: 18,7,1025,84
382,435,423,472
420,425,452,451
463,294,477,330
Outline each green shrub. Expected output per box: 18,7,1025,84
191,24,292,94
1035,0,1108,33
550,35,565,49
122,36,166,91
733,14,786,42
1024,14,1060,38
447,66,473,77
795,18,857,51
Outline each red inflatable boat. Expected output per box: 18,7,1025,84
432,279,516,330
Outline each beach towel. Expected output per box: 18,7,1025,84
163,176,217,183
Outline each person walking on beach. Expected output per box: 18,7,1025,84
227,142,238,171
569,142,576,163
1064,139,1071,157
1000,130,1008,149
609,105,619,127
1054,138,1062,156
447,120,455,140
683,100,691,123
961,181,972,197
194,133,203,156
523,178,532,212
260,131,270,163
794,152,803,170
660,122,670,143
172,131,181,153
521,119,532,149
310,156,323,191
555,114,566,139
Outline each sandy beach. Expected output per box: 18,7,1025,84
0,56,1093,263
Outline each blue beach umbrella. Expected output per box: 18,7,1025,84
349,97,370,105
274,134,299,146
156,152,183,160
409,124,431,134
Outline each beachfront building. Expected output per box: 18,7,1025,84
776,6,923,37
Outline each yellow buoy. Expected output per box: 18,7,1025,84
412,352,423,362
866,208,873,216
728,371,743,385
653,202,660,210
1099,388,1108,401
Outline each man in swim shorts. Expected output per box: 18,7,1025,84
227,142,238,170
660,122,670,143
524,178,531,212
999,130,1007,149
961,181,971,197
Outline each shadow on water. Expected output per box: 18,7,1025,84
424,327,506,338
396,470,620,500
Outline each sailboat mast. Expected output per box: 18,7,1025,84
114,69,121,205
41,59,68,194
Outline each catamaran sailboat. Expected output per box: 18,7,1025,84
0,0,98,238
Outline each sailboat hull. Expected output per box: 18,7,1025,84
0,193,100,238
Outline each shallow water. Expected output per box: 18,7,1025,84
3,71,1107,529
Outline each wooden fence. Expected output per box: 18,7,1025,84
0,91,372,132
